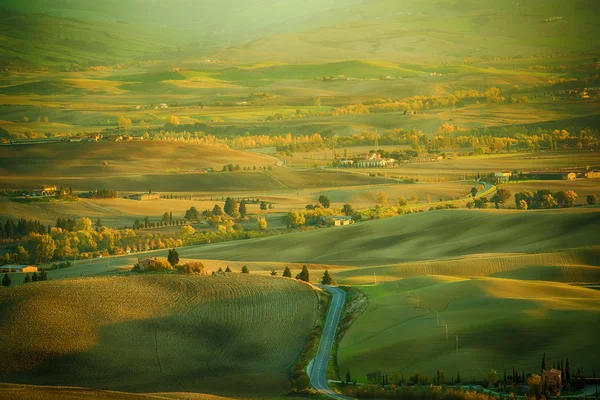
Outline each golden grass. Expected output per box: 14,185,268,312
0,275,319,397
0,383,291,400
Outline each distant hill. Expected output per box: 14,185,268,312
1,0,599,68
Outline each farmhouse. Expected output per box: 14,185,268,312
0,265,38,273
523,171,576,181
137,258,158,271
356,153,396,167
542,369,562,393
31,185,57,196
128,193,160,201
585,169,600,179
494,171,512,183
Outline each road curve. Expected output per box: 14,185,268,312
309,285,351,400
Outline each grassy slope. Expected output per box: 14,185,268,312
151,208,600,266
0,274,319,397
338,276,600,383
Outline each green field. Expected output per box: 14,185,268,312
140,208,600,267
338,276,600,384
0,274,319,397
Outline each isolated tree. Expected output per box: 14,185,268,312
239,200,247,218
167,248,179,267
117,116,132,129
270,269,277,276
346,369,352,384
225,266,231,272
241,265,250,274
96,218,103,230
471,187,478,198
260,201,268,211
342,203,353,216
398,196,409,207
23,273,31,283
257,217,267,231
212,204,223,216
488,369,498,387
587,194,598,205
314,97,321,106
2,273,11,287
162,212,170,225
167,115,180,126
318,195,331,209
39,269,47,281
491,188,511,208
296,265,309,282
321,270,333,285
411,195,419,204
185,206,201,221
456,371,461,384
283,266,292,278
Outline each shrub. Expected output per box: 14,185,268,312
179,261,206,275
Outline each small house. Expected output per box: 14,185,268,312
494,171,512,183
0,265,38,273
542,369,562,393
31,185,57,196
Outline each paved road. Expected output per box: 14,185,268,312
309,285,351,400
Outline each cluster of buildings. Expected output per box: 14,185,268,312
0,265,38,273
338,153,397,168
494,169,600,183
30,184,58,197
127,193,160,201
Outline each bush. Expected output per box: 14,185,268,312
179,261,206,275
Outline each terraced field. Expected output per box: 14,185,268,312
0,275,319,397
338,276,600,384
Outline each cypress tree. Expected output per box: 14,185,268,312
295,265,309,282
225,266,231,272
457,371,461,384
542,351,547,373
241,265,249,274
283,266,292,277
39,269,47,281
239,200,247,218
561,360,564,378
504,370,507,382
23,273,31,283
346,369,351,384
321,269,333,285
566,358,571,382
1,273,11,287
32,272,38,282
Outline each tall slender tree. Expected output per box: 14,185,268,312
542,351,547,373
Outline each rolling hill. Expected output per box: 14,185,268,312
0,274,319,397
153,208,600,267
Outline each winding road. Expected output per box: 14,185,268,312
309,285,350,399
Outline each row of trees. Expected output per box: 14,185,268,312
0,218,48,241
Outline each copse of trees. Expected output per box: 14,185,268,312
515,189,578,209
0,218,47,241
490,188,511,208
